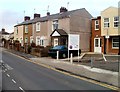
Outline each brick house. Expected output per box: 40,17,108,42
101,7,119,54
91,16,105,53
14,16,34,46
33,7,93,52
91,7,119,54
14,7,93,52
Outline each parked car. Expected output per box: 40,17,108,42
48,45,81,58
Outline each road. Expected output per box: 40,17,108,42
1,49,118,91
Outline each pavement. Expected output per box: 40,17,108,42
3,48,120,87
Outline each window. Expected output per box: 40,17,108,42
20,38,22,43
30,37,33,44
95,39,99,47
112,37,119,49
36,36,40,46
16,27,18,34
52,20,58,31
114,16,119,27
25,37,28,43
95,20,99,30
104,18,109,28
36,22,40,32
25,25,28,33
40,39,44,46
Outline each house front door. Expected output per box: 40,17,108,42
54,38,58,47
94,38,101,53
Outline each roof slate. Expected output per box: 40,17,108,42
15,8,92,27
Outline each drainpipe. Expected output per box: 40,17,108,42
118,36,120,55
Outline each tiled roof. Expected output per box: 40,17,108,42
15,8,92,27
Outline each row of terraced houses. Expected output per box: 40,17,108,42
14,6,120,54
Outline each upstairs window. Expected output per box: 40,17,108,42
104,18,109,28
16,27,18,34
36,22,40,32
114,16,119,27
52,19,58,31
95,20,99,30
25,25,28,33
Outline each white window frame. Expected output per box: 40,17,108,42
112,37,119,49
36,36,40,46
25,25,28,33
95,20,99,30
113,16,119,28
30,36,33,44
52,19,58,31
36,22,40,32
40,39,44,46
104,18,110,28
25,37,28,43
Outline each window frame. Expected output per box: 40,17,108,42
25,37,28,43
112,37,119,49
95,20,99,30
36,22,40,32
16,27,18,35
25,25,28,33
36,36,40,46
52,19,58,31
104,18,110,28
113,16,119,28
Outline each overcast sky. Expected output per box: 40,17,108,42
0,0,120,33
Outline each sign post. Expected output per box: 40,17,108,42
68,34,80,62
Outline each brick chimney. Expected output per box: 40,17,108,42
24,16,30,21
2,28,5,32
60,7,68,13
34,13,40,19
47,12,50,16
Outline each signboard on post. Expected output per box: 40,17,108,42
68,34,80,61
68,34,79,50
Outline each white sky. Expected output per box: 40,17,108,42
0,0,120,33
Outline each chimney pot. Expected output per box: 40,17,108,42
34,13,40,19
47,12,50,16
60,7,68,13
24,16,30,21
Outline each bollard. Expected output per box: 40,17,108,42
91,57,94,68
70,53,73,64
57,51,59,60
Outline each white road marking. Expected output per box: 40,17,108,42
19,87,25,92
12,79,16,84
6,74,10,77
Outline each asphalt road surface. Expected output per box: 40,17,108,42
1,49,118,91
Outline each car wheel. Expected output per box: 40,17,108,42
62,53,66,58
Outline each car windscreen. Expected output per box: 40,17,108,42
52,46,67,50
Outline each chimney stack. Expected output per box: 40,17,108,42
60,7,68,13
34,13,40,19
24,16,30,21
2,28,5,32
47,12,50,16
